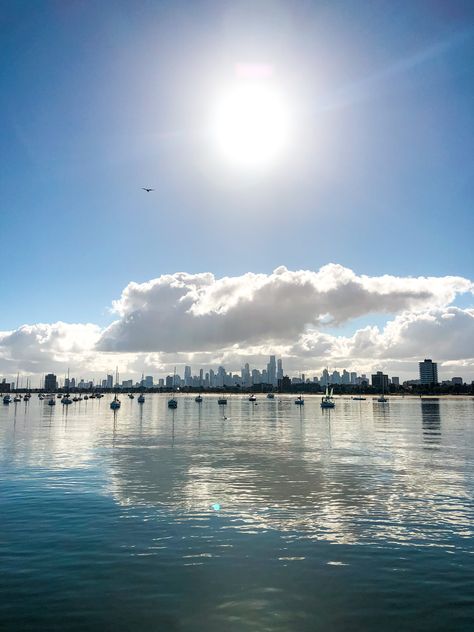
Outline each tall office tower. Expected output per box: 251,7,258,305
106,374,113,389
277,358,283,382
419,359,438,385
267,355,276,386
217,366,226,387
241,363,250,386
199,369,203,387
321,369,329,386
331,371,341,385
342,370,350,384
350,372,357,384
145,376,153,388
44,373,58,391
184,365,192,386
252,369,261,384
371,371,389,391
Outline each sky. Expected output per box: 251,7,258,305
0,0,473,383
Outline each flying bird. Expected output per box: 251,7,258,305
142,187,154,192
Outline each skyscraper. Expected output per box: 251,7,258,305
184,366,192,386
44,373,57,391
267,355,276,386
419,359,438,385
277,358,283,382
371,371,389,391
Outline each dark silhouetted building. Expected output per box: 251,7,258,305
419,359,438,385
44,373,58,391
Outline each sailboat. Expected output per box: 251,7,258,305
377,378,388,403
295,394,304,405
110,367,121,409
195,394,203,403
62,369,72,404
321,386,335,409
137,373,145,403
352,383,366,401
168,367,178,408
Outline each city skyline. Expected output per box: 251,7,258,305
1,355,468,391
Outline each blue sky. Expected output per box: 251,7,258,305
1,0,473,333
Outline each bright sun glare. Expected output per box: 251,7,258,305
213,82,290,171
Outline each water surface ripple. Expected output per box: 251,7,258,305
1,395,473,631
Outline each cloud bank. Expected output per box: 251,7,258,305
1,265,473,382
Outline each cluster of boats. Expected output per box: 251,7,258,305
2,390,389,409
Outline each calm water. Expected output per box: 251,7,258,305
1,395,473,631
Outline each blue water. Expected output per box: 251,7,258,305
1,395,473,631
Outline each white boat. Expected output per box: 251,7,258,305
248,394,256,402
13,395,22,402
62,395,72,405
295,395,304,405
321,387,335,409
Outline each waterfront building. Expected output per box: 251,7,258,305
419,359,438,385
44,373,58,391
145,376,153,388
391,377,400,386
372,371,389,391
1,378,11,392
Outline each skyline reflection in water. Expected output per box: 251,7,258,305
1,395,473,631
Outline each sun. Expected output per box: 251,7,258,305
212,82,290,171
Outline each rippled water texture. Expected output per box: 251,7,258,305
1,395,473,631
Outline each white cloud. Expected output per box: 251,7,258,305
1,266,473,382
98,264,473,353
